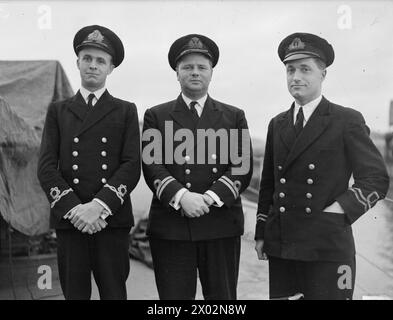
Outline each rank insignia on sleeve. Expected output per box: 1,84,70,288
49,187,73,208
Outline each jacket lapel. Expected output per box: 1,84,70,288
278,105,296,151
282,97,331,173
67,91,89,121
194,96,223,148
75,90,117,136
196,96,222,130
170,95,196,130
169,95,224,156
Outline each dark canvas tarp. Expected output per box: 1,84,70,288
0,61,74,236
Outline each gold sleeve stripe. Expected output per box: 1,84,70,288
157,177,175,200
218,177,238,199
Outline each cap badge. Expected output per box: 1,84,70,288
288,37,305,51
188,37,204,49
87,30,104,43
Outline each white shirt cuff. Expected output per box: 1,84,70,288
63,204,81,219
93,198,112,220
100,210,110,220
170,188,188,210
205,190,224,207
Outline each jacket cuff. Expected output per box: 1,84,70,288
205,190,224,207
336,189,367,224
255,220,265,240
153,176,184,206
209,176,241,207
170,188,188,210
95,183,129,214
53,197,82,221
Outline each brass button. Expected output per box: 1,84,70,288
185,155,190,162
308,164,315,170
305,207,312,214
306,193,312,199
73,137,79,143
280,178,286,184
101,137,107,143
212,168,218,173
186,183,191,188
185,169,191,174
211,154,217,160
102,164,108,170
101,178,107,184
72,165,78,171
307,178,314,185
279,206,286,213
278,165,283,171
101,151,107,157
72,151,78,157
279,192,285,198
73,178,79,184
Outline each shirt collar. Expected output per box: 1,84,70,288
181,93,208,109
294,95,322,123
80,86,106,103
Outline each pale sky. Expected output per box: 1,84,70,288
1,0,392,140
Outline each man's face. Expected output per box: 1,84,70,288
286,58,326,105
176,53,213,99
77,47,114,91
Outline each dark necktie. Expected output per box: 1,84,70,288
189,101,199,122
87,93,95,109
294,106,304,136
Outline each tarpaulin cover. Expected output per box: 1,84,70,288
0,61,74,236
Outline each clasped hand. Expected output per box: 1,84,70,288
180,192,215,218
67,201,108,234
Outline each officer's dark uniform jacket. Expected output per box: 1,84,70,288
142,95,253,241
255,97,389,261
37,90,141,229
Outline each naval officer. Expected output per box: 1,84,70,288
37,25,141,299
142,34,253,300
255,32,389,300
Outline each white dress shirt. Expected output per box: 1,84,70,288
79,86,107,107
181,93,207,117
293,95,322,126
